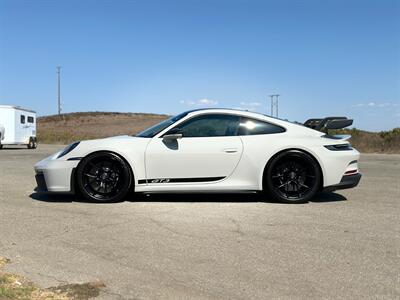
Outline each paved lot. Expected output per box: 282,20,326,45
0,145,399,299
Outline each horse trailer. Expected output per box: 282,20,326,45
0,105,37,149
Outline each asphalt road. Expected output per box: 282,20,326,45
0,145,399,299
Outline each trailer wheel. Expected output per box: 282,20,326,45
27,137,36,149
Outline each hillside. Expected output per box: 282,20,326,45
37,112,169,144
331,128,400,154
37,112,400,153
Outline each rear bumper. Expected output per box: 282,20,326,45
324,173,362,192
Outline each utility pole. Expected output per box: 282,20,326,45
276,94,280,118
57,66,61,116
269,94,280,117
269,95,274,117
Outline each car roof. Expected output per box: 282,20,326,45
182,108,322,136
183,108,281,122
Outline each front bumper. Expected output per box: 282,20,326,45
34,154,79,193
323,173,362,192
35,172,48,192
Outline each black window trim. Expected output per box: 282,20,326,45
20,115,26,124
160,112,242,138
27,116,35,123
159,113,286,138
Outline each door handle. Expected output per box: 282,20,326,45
223,148,238,153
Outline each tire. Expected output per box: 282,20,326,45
27,138,35,149
264,150,321,204
76,152,132,203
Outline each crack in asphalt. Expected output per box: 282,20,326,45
148,217,206,240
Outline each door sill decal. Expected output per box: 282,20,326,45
138,176,225,184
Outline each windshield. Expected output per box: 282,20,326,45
136,112,189,138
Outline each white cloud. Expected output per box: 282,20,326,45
352,101,399,108
180,98,218,107
235,101,263,112
240,101,262,107
378,103,391,107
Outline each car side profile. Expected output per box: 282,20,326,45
34,108,361,203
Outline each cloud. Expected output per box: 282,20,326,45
352,101,399,108
378,103,391,107
236,101,263,112
180,98,218,107
240,101,262,107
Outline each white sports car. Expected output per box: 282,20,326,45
34,109,361,203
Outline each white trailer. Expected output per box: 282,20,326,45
0,105,37,149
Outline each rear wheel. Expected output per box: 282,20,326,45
27,137,36,149
265,150,321,203
76,152,132,203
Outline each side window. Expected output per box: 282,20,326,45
238,118,285,135
27,116,35,123
176,114,240,137
20,115,25,124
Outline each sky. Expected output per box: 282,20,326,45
0,0,399,131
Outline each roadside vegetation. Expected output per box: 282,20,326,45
331,127,400,154
37,112,400,153
0,256,104,300
37,112,168,144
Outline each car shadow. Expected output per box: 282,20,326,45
311,192,347,203
30,191,347,204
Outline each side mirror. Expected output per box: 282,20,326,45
163,128,183,141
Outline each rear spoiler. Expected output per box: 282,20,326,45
304,116,353,133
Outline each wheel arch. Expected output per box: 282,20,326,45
261,148,324,192
72,150,136,194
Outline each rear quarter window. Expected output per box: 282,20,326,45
238,117,285,135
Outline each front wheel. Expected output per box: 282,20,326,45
264,150,321,204
76,152,132,203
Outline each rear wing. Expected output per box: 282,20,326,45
304,116,353,133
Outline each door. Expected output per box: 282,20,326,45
26,114,36,138
145,114,243,184
15,112,27,143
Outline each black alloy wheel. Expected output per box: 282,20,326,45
265,150,321,203
76,152,132,202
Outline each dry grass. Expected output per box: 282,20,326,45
0,256,104,300
37,112,169,144
37,112,400,153
332,128,400,154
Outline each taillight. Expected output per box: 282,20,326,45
324,144,353,151
344,160,358,176
344,169,358,175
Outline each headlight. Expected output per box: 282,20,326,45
324,144,353,151
57,141,80,158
